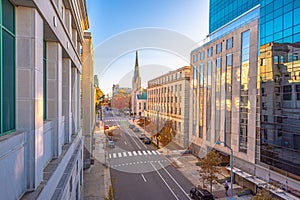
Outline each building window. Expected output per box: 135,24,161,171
139,102,141,109
283,85,292,100
199,63,204,138
193,54,198,63
215,58,222,142
144,102,146,110
225,54,233,146
206,61,212,141
296,84,300,100
216,43,222,54
239,30,250,153
226,37,233,49
207,47,213,57
0,0,16,135
43,41,47,120
200,51,205,60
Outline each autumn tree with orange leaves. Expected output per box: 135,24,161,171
111,93,130,110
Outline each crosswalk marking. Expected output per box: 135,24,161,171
110,150,163,159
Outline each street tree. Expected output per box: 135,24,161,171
111,93,130,110
200,150,222,193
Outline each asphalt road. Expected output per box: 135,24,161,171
103,110,194,200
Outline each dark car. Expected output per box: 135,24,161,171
143,137,151,144
104,125,109,130
129,124,135,129
190,188,214,200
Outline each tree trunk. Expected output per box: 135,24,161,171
210,179,212,193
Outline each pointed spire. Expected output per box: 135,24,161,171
135,50,139,67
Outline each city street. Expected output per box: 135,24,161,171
104,110,194,200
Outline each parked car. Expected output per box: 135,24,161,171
104,125,109,130
108,140,115,148
129,124,135,129
190,188,214,200
143,137,151,144
133,127,140,132
139,133,146,140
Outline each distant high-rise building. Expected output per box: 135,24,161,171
94,75,99,87
209,0,259,33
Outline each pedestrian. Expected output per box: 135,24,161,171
224,180,229,196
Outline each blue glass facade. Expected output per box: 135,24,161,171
258,0,300,177
209,0,260,33
260,0,300,44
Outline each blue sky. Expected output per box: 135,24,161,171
86,0,209,95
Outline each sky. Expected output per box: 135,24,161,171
86,0,209,95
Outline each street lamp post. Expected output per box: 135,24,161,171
216,141,233,199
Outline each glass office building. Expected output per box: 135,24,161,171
209,0,260,33
257,0,300,179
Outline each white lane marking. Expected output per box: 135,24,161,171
141,174,147,182
124,141,127,145
138,151,143,156
156,151,161,155
150,162,179,200
113,153,117,158
129,131,142,149
123,152,127,157
109,154,112,159
142,150,147,155
158,162,192,200
118,152,122,158
152,150,157,155
128,152,132,156
133,151,137,156
147,150,152,155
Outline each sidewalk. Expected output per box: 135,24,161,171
83,119,111,200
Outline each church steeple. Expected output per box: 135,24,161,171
134,50,140,77
132,50,141,91
135,50,139,68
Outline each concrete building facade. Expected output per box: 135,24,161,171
81,31,95,169
0,0,89,199
147,66,190,148
190,5,259,191
112,84,131,97
136,89,147,117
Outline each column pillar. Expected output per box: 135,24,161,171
47,42,63,157
72,66,78,133
16,6,44,189
62,58,72,143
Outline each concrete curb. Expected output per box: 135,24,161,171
103,164,112,199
